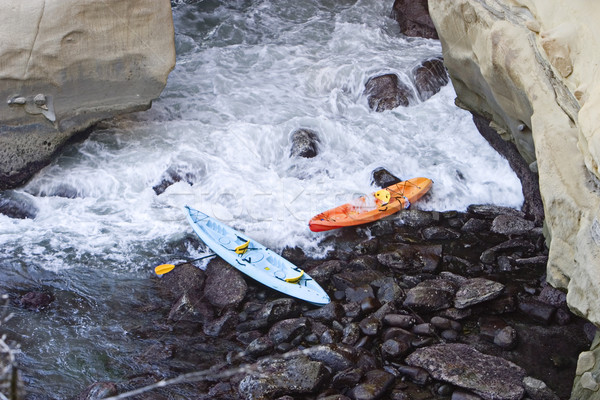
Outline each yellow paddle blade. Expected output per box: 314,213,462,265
285,269,304,284
374,189,391,205
155,264,175,275
235,240,250,255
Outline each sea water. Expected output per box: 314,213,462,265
0,0,523,396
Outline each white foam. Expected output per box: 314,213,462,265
1,1,523,270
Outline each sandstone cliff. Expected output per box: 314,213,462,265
428,1,600,395
0,0,175,189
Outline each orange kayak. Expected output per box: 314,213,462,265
309,177,433,232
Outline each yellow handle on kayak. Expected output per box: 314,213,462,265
374,189,391,205
285,269,304,283
235,240,250,255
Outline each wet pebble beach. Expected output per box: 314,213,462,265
71,202,592,400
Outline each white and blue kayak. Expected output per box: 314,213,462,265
184,206,331,306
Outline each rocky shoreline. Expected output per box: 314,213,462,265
69,200,592,400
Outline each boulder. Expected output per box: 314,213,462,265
238,355,329,399
412,57,449,101
364,74,413,112
370,167,402,188
406,343,526,400
391,0,438,39
290,129,320,158
203,258,247,309
0,0,175,190
428,0,600,330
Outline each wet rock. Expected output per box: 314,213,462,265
307,259,343,284
368,220,395,237
364,74,413,112
406,343,526,400
514,255,548,267
152,164,198,195
304,344,357,372
238,355,329,399
346,285,375,303
371,167,402,188
538,285,568,308
467,205,525,219
281,246,307,266
461,218,491,233
359,315,381,336
304,301,345,322
342,322,361,346
332,368,363,390
246,336,275,358
377,244,442,274
491,214,536,236
454,278,505,309
451,390,482,400
518,297,556,324
522,376,560,400
391,0,438,39
430,316,461,332
203,310,238,337
403,279,458,312
268,317,310,345
158,263,205,301
360,297,382,315
384,314,416,329
494,326,518,350
395,365,430,385
348,255,380,271
167,291,213,323
412,58,448,101
332,270,384,291
290,128,320,158
256,298,301,323
440,329,458,342
348,369,395,400
203,258,247,309
355,238,380,255
19,291,54,311
74,381,118,400
382,338,411,359
236,318,270,333
412,323,436,337
376,280,405,304
0,192,38,219
480,239,536,264
393,209,439,228
421,226,460,240
478,316,509,342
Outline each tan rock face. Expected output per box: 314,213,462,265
0,0,175,189
428,0,600,328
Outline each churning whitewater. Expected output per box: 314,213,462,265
1,0,522,271
0,1,523,395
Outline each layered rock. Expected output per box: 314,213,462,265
428,1,600,334
0,0,175,189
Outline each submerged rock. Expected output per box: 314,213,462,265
19,291,54,311
0,192,38,219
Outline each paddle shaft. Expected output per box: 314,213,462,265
154,253,216,275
